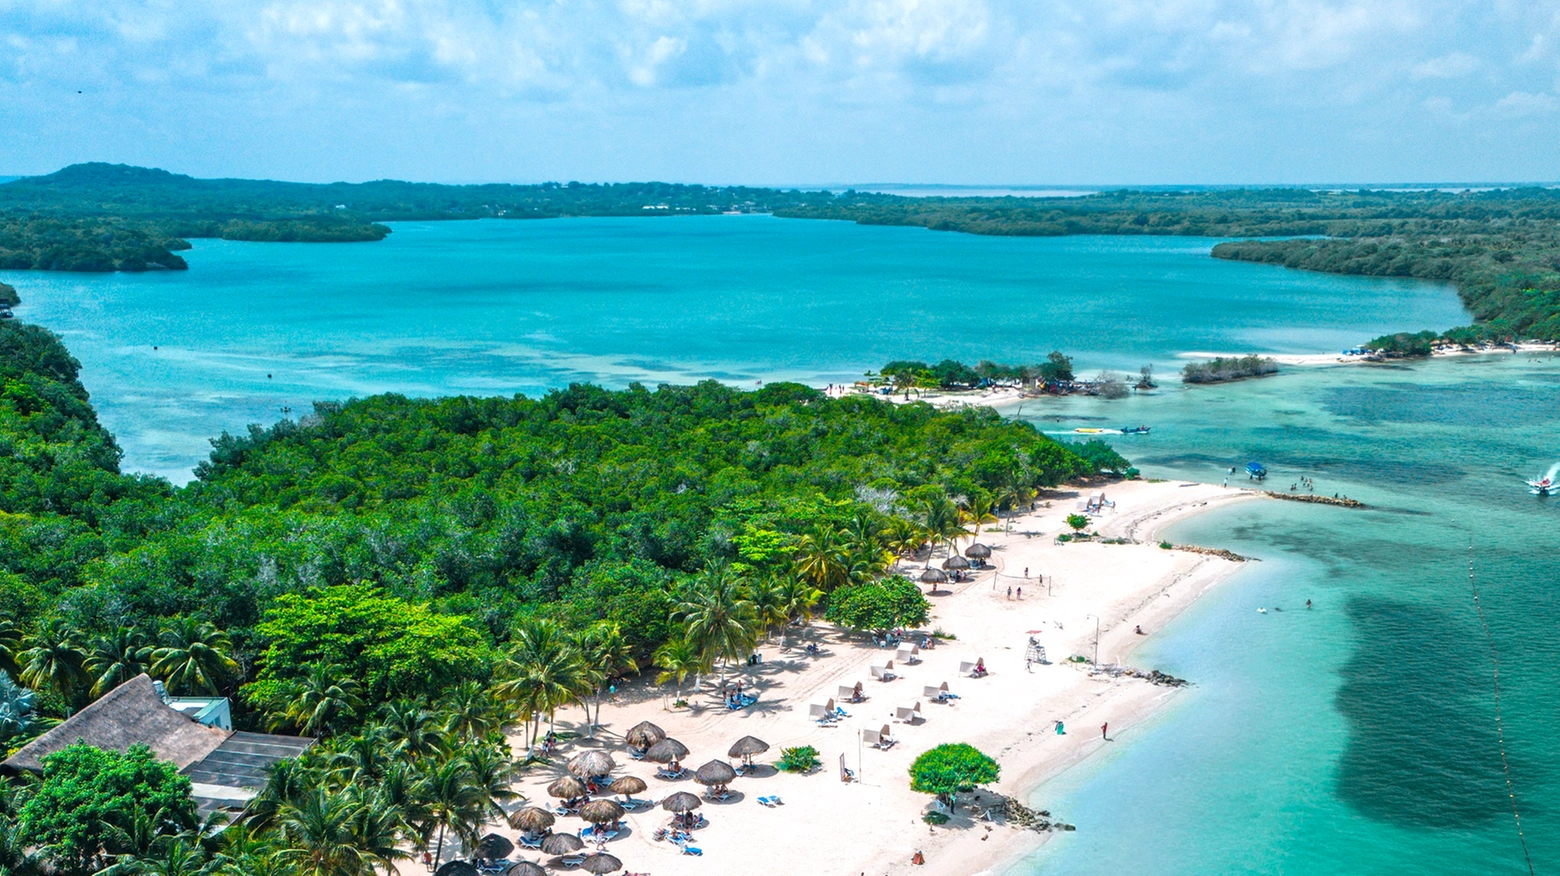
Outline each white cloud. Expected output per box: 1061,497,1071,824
1492,90,1559,117
1411,51,1479,79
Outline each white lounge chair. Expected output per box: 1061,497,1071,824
870,661,896,682
894,702,922,723
895,643,921,664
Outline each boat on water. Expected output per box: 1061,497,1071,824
1528,476,1554,496
1246,462,1267,480
1119,425,1152,434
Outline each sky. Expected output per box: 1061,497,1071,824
2,1,1559,186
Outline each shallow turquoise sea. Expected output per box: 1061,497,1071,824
6,217,1549,873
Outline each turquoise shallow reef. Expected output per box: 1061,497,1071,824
11,214,1549,873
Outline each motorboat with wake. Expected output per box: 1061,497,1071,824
1119,425,1152,435
1528,463,1559,495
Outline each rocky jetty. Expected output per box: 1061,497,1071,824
999,796,1075,832
1266,491,1365,508
1170,543,1250,562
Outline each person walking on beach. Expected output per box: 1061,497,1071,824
1007,586,1012,599
1017,586,1023,599
1101,722,1109,740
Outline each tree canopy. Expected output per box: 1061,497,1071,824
824,576,930,632
908,742,1001,811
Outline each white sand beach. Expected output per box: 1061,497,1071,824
493,480,1261,876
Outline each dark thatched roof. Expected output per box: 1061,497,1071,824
2,674,227,774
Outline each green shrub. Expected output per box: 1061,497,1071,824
778,745,821,773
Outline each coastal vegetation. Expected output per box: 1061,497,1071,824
908,742,1000,813
876,353,1074,391
0,315,1130,875
1181,355,1280,384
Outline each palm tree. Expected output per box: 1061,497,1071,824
778,577,823,632
0,812,41,876
342,794,410,876
0,616,21,679
378,701,448,762
575,621,638,733
437,681,502,744
652,637,700,704
997,482,1035,532
920,496,963,559
493,619,586,747
273,790,370,876
458,743,522,819
18,621,87,710
883,517,927,562
960,495,998,542
746,576,790,642
150,620,239,696
421,759,484,871
673,566,757,685
86,627,153,698
266,663,362,738
794,526,850,592
0,670,38,745
236,759,314,834
328,729,394,787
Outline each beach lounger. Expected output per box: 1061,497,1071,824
809,698,838,723
656,767,687,780
896,644,921,664
838,683,864,702
870,661,896,682
628,749,646,760
517,835,543,849
960,659,988,678
679,845,704,856
757,795,783,807
561,856,585,866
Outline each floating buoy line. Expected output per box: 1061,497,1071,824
1467,543,1536,876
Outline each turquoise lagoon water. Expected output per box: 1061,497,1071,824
6,216,1549,874
1016,356,1560,875
2,216,1463,481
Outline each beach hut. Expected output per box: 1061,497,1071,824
808,698,838,722
870,661,896,682
837,681,864,703
923,681,953,702
580,853,623,875
964,543,992,567
547,775,588,800
579,799,625,825
568,750,616,779
474,833,514,859
609,775,647,802
508,806,555,835
505,863,547,876
959,658,988,678
728,735,770,767
694,759,737,793
861,724,895,749
942,555,970,571
895,643,921,664
644,737,689,763
540,833,584,856
625,720,665,757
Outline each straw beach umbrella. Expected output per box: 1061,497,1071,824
579,799,626,825
941,555,970,571
507,806,555,834
580,853,623,875
645,738,689,763
964,543,991,565
919,568,948,588
547,775,588,800
727,735,769,767
625,720,665,749
475,833,514,859
694,760,736,787
660,791,702,813
434,863,478,876
505,863,547,876
568,750,616,779
540,833,584,856
610,775,647,800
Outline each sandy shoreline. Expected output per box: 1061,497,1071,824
489,480,1262,876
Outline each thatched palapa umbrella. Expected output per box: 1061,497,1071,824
568,750,616,779
505,863,547,876
580,853,623,875
579,799,626,825
507,806,555,834
694,759,736,787
547,775,588,800
475,833,514,859
625,720,665,750
609,775,647,800
540,833,584,855
434,863,478,876
942,555,970,571
645,738,689,763
920,568,948,584
727,735,769,766
964,543,992,563
660,791,702,813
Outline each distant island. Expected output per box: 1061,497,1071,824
1180,355,1280,384
2,163,1557,349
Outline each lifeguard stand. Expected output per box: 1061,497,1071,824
1025,636,1048,665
